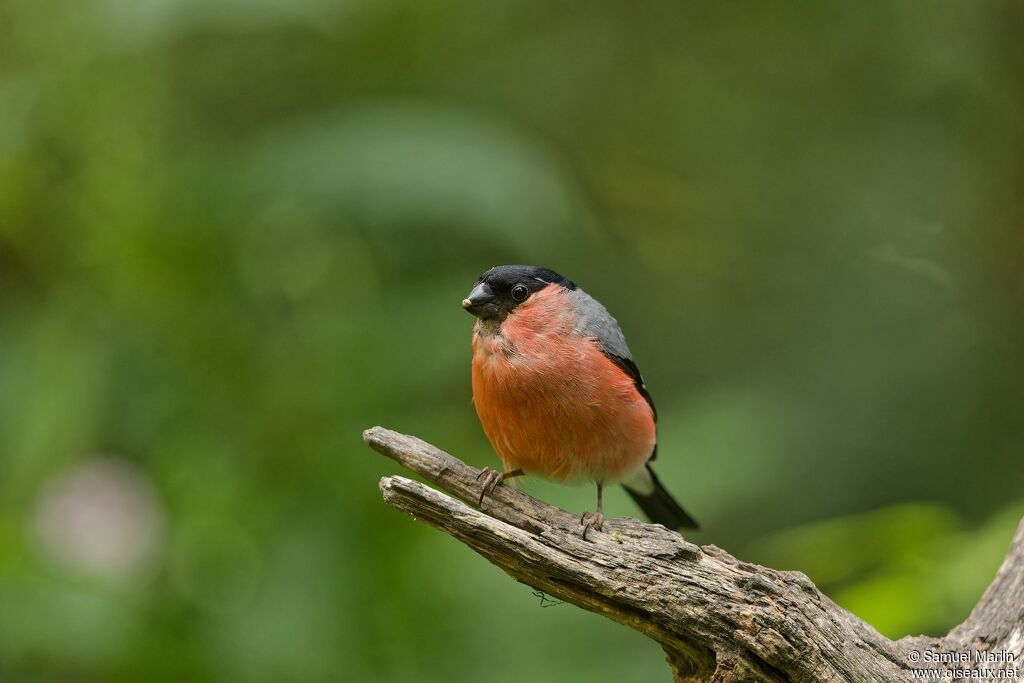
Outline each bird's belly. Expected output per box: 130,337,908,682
471,336,655,485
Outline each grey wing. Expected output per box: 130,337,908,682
569,288,657,423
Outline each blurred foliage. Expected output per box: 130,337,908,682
1,1,1023,681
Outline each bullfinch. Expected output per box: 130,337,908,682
463,265,698,538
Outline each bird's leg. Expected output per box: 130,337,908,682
475,467,524,506
581,483,605,539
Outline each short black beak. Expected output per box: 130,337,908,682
462,282,498,318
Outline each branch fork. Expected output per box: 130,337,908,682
364,426,1024,682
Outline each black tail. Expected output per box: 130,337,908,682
622,465,699,530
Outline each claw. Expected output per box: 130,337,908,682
477,467,503,506
475,467,524,508
580,511,605,540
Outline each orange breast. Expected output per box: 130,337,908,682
470,286,655,485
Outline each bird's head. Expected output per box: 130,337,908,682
462,265,575,322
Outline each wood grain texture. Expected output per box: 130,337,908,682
364,426,1024,682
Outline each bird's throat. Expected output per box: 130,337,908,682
474,317,503,339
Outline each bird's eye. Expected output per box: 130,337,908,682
511,284,529,302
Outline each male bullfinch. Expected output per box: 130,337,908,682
463,265,698,538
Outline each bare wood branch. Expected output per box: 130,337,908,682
364,426,1024,682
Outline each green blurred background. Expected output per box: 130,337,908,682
1,1,1023,681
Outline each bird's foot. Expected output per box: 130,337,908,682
580,510,605,540
476,467,505,506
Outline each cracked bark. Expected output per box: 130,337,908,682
364,426,1024,682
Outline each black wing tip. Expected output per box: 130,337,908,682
622,467,699,530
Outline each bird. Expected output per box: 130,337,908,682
462,264,698,538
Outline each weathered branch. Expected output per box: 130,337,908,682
364,426,1024,682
